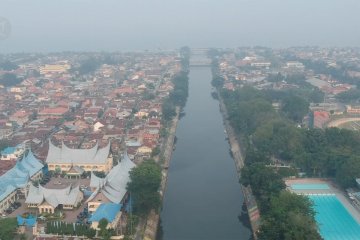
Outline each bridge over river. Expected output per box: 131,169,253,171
189,48,212,66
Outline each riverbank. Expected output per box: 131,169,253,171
217,90,260,239
141,107,180,240
159,66,251,239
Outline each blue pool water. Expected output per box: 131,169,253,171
309,195,360,240
291,183,330,190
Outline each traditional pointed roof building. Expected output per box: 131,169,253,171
87,151,136,213
46,140,113,173
25,183,83,213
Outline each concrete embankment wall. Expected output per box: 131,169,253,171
218,91,260,239
143,108,180,240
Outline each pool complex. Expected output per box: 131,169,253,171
291,183,330,190
309,194,360,240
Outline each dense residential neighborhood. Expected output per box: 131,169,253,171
213,47,360,130
2,46,360,240
0,50,185,239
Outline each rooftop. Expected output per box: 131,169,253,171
89,203,121,223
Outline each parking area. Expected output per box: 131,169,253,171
6,199,31,218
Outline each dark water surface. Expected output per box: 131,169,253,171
160,66,251,240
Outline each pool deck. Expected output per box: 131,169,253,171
285,178,360,224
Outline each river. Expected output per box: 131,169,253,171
160,66,251,240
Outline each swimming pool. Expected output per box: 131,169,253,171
309,194,360,240
291,183,330,190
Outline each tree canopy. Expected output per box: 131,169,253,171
0,218,18,240
258,191,321,240
0,60,19,71
127,160,162,216
0,73,23,87
281,95,309,122
219,84,360,239
336,89,360,103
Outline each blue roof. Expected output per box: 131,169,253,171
83,189,93,197
17,214,36,227
1,147,16,155
89,203,121,223
0,149,44,202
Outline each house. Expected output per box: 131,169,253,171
137,145,152,155
93,121,105,132
346,105,360,114
285,61,305,70
0,144,25,161
135,110,149,118
117,110,131,119
9,110,29,126
38,107,68,119
39,64,71,75
143,132,159,142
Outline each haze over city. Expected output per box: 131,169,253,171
3,1,360,240
1,0,360,52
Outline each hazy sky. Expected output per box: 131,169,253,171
1,0,360,52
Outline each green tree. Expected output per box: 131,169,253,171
0,218,18,240
253,119,304,161
98,218,112,240
162,100,176,122
267,72,285,82
0,73,23,87
211,76,224,88
0,60,19,71
281,95,309,122
240,163,285,211
258,191,321,240
77,58,101,75
127,160,162,216
151,146,161,157
336,156,360,188
336,89,360,103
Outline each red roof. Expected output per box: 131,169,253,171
314,111,329,118
39,107,68,115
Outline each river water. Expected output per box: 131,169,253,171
160,66,251,240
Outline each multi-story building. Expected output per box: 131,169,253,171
46,140,113,173
39,64,71,75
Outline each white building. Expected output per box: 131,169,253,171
25,184,83,214
46,140,113,173
285,61,305,70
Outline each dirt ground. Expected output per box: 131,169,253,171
44,176,90,189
